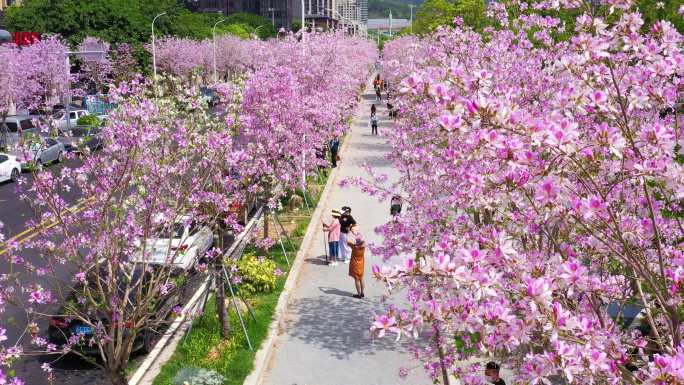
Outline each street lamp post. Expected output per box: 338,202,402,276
301,0,305,35
408,4,415,34
151,12,167,81
268,7,275,26
212,18,226,84
389,9,393,38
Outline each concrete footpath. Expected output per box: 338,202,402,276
255,82,430,385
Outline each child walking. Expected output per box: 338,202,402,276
322,210,341,265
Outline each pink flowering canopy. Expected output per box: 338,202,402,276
353,0,684,384
0,33,376,384
0,36,71,120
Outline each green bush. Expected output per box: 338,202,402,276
231,254,276,296
76,114,99,127
172,367,226,385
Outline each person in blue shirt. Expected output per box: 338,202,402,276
329,136,340,168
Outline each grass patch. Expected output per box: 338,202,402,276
152,171,327,385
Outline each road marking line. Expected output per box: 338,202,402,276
0,196,94,255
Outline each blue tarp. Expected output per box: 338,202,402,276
84,95,116,115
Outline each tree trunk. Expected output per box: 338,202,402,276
215,266,231,338
263,208,269,239
105,367,128,385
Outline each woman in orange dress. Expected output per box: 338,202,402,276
347,234,365,298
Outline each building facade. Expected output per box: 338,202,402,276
0,0,20,10
186,0,367,33
185,0,295,29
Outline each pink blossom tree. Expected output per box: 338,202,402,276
77,36,112,94
7,76,245,385
358,1,684,384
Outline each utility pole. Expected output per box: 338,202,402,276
408,4,415,34
389,9,392,38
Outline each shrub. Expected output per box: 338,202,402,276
230,254,276,296
76,114,99,127
172,367,226,385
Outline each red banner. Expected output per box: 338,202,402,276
12,32,41,46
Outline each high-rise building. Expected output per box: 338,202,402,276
334,0,367,36
186,0,367,33
185,0,295,29
298,0,338,30
358,0,367,24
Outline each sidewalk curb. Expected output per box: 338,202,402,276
242,78,372,385
130,207,264,385
242,140,345,385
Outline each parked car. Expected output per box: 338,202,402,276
0,115,41,148
130,216,214,271
606,301,644,330
0,153,21,183
47,265,183,355
52,109,89,131
59,126,104,154
11,137,65,169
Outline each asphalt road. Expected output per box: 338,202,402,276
0,158,82,238
1,160,246,385
0,159,112,385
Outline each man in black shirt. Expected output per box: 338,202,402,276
338,206,356,264
485,362,506,385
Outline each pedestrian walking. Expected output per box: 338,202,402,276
375,87,382,101
387,101,396,119
373,74,381,90
322,210,341,266
371,103,376,115
329,136,340,168
347,234,366,298
370,111,378,136
484,362,506,385
338,206,356,264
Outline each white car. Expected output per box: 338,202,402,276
52,109,89,131
131,216,214,270
0,153,21,183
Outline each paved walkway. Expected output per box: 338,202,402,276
259,82,429,385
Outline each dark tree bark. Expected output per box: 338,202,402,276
263,208,269,239
105,368,128,385
215,266,231,338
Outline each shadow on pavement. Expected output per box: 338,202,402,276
305,256,329,266
352,141,392,153
352,154,393,169
284,294,415,359
318,286,355,297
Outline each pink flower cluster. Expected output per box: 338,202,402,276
361,2,684,384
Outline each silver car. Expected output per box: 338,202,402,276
0,115,41,149
12,137,65,169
